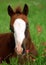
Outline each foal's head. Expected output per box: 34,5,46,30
8,4,28,55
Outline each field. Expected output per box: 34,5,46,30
0,0,46,65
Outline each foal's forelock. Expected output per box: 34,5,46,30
13,18,26,48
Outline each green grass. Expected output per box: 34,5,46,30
0,0,46,65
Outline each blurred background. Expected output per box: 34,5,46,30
0,0,46,64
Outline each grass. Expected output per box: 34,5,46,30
0,0,46,65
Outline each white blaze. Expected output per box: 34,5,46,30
13,18,26,48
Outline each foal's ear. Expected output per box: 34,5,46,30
23,4,28,16
8,5,15,17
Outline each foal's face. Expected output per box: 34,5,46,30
8,4,28,55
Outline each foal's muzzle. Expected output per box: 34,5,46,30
14,43,25,55
14,43,23,55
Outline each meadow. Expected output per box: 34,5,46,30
0,0,46,65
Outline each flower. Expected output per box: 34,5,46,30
26,49,29,54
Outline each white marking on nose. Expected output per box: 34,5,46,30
13,18,26,48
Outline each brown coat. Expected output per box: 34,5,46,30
0,32,15,63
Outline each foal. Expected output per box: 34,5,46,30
0,4,38,63
8,4,38,56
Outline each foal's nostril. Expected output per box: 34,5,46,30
15,47,17,50
14,47,18,51
21,44,25,54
